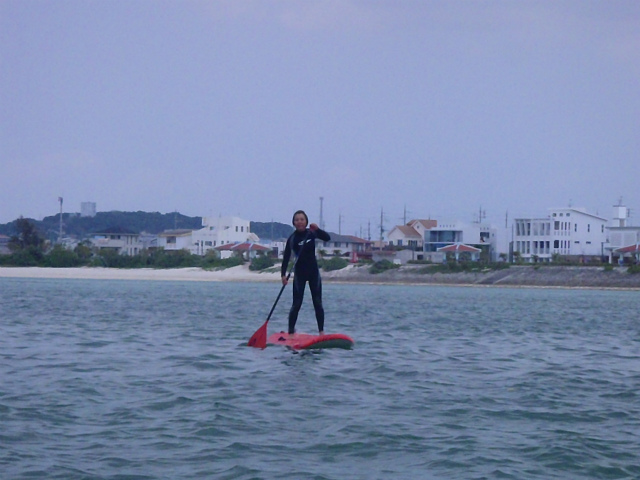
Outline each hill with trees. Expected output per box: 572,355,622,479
0,211,292,242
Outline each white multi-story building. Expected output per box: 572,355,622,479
80,202,97,218
387,219,438,250
191,215,258,255
423,220,498,261
606,203,640,264
157,229,194,252
513,207,607,262
157,215,260,255
92,227,141,256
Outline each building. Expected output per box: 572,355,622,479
606,203,640,265
155,216,259,255
513,207,607,263
81,202,97,218
91,226,142,256
191,215,258,255
318,232,371,260
387,219,438,250
437,243,482,262
423,220,497,261
157,229,194,252
214,242,270,260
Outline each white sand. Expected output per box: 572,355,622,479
0,265,281,282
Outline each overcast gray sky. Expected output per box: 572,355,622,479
2,0,639,235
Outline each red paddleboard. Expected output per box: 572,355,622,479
267,332,354,350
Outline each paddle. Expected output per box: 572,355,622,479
247,230,309,348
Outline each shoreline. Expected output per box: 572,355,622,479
1,265,639,290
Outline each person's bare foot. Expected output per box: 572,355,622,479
318,331,324,336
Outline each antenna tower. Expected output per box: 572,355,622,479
58,197,63,243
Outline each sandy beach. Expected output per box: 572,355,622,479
1,264,639,289
0,265,281,282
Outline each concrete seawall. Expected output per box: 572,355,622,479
322,265,640,289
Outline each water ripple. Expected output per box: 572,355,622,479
1,278,639,479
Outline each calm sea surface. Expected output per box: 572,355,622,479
1,277,639,480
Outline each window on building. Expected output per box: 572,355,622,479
235,226,238,232
567,213,570,217
554,240,559,248
554,221,560,230
588,224,591,232
574,224,577,232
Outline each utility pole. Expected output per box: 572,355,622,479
338,213,342,235
58,197,63,243
379,207,385,244
403,204,407,225
477,206,486,224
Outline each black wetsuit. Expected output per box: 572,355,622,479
281,228,331,334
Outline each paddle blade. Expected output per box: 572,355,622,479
247,321,268,349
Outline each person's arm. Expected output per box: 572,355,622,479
310,224,330,242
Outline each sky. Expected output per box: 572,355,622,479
1,0,639,237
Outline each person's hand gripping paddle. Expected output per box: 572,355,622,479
247,230,310,348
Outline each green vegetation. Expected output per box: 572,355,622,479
0,217,46,266
0,216,252,271
320,257,349,272
249,254,275,271
0,211,203,243
369,260,400,274
0,211,291,243
628,264,640,274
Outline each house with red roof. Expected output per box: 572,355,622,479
437,243,482,261
214,242,270,260
606,203,640,265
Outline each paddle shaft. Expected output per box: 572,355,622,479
264,230,309,324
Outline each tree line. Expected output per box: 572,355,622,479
0,215,293,269
0,211,293,242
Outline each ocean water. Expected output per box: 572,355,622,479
1,277,639,480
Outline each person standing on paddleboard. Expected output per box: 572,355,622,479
281,210,330,336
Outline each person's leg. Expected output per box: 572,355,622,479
288,275,306,334
309,271,324,333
